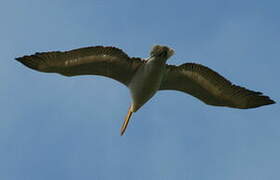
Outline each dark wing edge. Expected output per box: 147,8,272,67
15,46,145,86
160,63,275,109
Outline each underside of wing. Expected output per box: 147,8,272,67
160,63,275,109
16,46,145,86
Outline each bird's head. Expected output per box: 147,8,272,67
150,45,174,61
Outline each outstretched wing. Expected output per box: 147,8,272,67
16,46,145,86
160,63,275,109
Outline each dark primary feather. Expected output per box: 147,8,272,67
16,46,145,86
160,63,275,109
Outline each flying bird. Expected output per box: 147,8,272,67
16,45,275,135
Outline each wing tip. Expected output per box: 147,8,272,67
15,54,49,72
265,98,276,106
245,96,276,109
15,55,38,70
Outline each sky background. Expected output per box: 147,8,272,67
1,0,279,179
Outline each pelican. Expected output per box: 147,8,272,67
16,45,275,135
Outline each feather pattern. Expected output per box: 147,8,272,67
16,46,145,86
160,63,275,109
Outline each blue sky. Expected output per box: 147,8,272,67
1,0,279,179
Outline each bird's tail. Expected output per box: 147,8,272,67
120,106,133,136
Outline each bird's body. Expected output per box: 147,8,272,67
129,56,166,112
16,45,275,135
120,53,171,134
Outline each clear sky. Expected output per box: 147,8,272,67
1,0,279,179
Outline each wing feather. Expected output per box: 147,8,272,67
160,63,275,109
16,46,145,86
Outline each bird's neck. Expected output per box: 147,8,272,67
147,56,167,65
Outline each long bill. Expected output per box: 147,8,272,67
120,106,133,136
